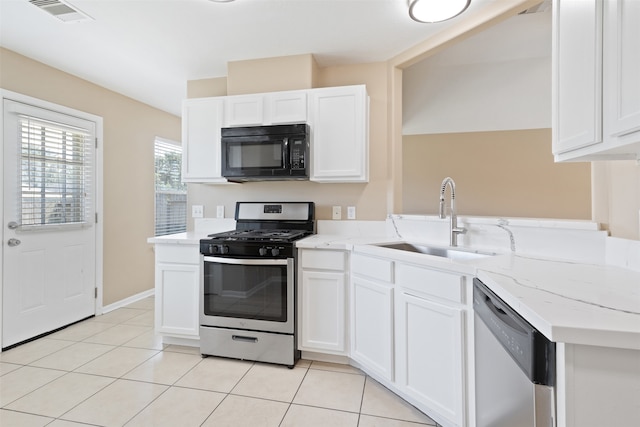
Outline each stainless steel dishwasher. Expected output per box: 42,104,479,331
473,278,556,427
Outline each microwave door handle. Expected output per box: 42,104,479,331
283,138,290,169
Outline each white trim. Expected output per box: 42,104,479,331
161,336,199,348
101,288,155,314
0,89,104,342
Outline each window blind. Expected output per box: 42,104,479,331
155,139,186,236
19,115,93,228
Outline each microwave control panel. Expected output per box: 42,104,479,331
290,139,305,169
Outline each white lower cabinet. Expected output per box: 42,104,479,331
154,244,200,342
348,252,470,427
351,275,395,381
298,249,348,355
350,253,395,382
395,263,469,427
396,291,466,427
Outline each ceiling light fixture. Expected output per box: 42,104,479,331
409,0,471,23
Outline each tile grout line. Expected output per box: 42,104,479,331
277,360,311,426
3,300,437,426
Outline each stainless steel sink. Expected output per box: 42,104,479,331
375,242,496,261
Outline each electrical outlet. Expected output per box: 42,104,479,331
332,206,342,220
216,205,225,218
191,205,204,218
347,206,356,220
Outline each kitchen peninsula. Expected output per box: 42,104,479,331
296,215,640,427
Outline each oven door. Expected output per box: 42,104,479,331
200,256,294,334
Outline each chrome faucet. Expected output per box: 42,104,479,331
439,177,466,247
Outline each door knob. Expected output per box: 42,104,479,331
7,221,19,230
8,238,21,247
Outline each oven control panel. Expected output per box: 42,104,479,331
200,241,293,259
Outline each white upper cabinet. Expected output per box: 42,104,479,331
224,90,307,126
224,94,264,126
553,0,640,161
308,85,369,182
182,85,369,183
182,97,227,183
268,91,308,124
604,0,640,140
552,0,603,156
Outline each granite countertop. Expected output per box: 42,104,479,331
147,231,209,245
474,254,640,351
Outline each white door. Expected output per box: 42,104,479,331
2,99,97,348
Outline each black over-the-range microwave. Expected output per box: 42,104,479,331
220,123,309,182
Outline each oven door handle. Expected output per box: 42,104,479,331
203,256,289,266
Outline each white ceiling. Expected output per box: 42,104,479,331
0,0,499,117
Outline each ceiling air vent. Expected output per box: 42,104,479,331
29,0,93,22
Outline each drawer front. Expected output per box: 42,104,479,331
155,244,200,265
352,254,393,283
396,263,464,304
301,249,346,271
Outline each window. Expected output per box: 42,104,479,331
155,138,186,236
19,115,93,228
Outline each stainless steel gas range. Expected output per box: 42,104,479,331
199,201,315,368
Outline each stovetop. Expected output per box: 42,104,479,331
205,228,311,243
200,202,315,258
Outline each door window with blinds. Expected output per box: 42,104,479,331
18,113,94,229
155,138,186,236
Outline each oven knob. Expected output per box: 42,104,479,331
271,247,280,257
219,245,229,255
208,244,215,254
259,247,268,256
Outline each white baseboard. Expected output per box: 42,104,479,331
162,336,200,348
300,351,350,365
101,288,155,314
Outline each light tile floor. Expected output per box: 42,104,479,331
0,297,438,427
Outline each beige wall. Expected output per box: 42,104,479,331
385,0,640,240
186,60,391,224
592,161,640,240
1,48,181,305
403,130,591,219
227,54,318,95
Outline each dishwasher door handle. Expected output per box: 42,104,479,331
482,293,528,335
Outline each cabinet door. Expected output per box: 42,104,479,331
396,291,465,427
604,0,640,139
299,270,347,353
552,0,603,155
308,85,369,183
182,98,225,182
350,276,394,381
155,263,200,337
267,91,307,124
225,94,264,126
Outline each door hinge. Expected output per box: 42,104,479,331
95,212,98,223
95,137,98,149
95,287,98,299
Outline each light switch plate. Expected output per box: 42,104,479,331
347,206,356,220
216,205,225,218
192,205,204,218
332,206,342,220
